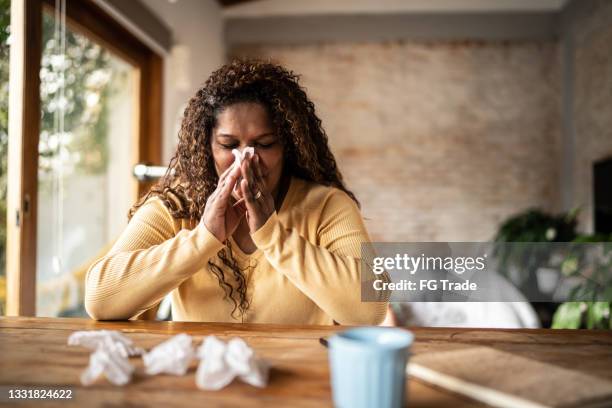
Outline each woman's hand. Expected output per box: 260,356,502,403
240,154,275,233
202,164,245,242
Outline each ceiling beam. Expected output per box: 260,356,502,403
218,0,260,8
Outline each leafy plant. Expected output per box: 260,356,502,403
494,208,611,329
552,234,612,329
494,208,579,299
495,208,579,243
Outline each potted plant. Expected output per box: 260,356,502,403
552,234,612,329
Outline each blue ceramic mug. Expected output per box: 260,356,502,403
328,327,414,408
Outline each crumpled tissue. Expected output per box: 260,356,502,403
68,330,269,390
195,336,269,390
68,330,144,358
143,333,195,376
231,147,255,200
232,146,254,167
80,346,135,386
68,330,142,386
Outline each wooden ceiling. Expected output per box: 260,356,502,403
217,0,259,7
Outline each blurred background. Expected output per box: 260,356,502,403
1,0,610,328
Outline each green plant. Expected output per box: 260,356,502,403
494,208,579,299
495,208,579,243
494,208,611,329
552,234,612,329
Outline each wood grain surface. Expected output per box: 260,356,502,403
0,317,611,407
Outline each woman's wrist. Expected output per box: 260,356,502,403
250,211,281,250
202,218,224,243
198,218,226,249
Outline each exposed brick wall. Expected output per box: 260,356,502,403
231,41,561,241
568,0,612,232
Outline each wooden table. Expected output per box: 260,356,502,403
0,317,611,407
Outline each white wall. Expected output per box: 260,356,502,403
223,0,568,18
142,0,225,164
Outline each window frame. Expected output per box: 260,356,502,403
7,0,163,316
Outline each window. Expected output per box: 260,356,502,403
0,0,10,315
6,0,162,316
36,10,139,316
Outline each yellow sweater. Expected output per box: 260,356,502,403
85,176,387,325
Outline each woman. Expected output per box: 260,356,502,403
85,59,388,325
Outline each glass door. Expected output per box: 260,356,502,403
36,10,138,316
5,0,162,317
0,0,9,315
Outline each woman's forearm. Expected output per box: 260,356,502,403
85,199,224,320
251,211,388,325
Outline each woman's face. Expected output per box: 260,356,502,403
211,102,284,196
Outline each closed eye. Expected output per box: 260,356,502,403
256,141,276,148
220,143,238,149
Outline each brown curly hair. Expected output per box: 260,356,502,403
129,58,358,319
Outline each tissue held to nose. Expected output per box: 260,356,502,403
231,147,255,200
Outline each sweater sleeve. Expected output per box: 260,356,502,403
85,197,224,320
250,189,388,325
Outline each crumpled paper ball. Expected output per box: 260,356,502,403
68,330,141,386
68,330,144,357
143,333,195,376
80,346,135,386
68,331,270,390
196,336,269,390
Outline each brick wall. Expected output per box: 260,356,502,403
567,0,612,232
232,41,561,241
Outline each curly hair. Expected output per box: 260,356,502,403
129,58,358,319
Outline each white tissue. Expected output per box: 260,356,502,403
231,147,255,199
80,347,134,386
143,333,195,376
68,330,140,386
69,330,269,389
68,330,144,358
195,336,235,390
226,338,269,387
196,336,269,390
231,147,254,167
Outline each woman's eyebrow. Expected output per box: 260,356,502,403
217,132,275,139
254,132,276,139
